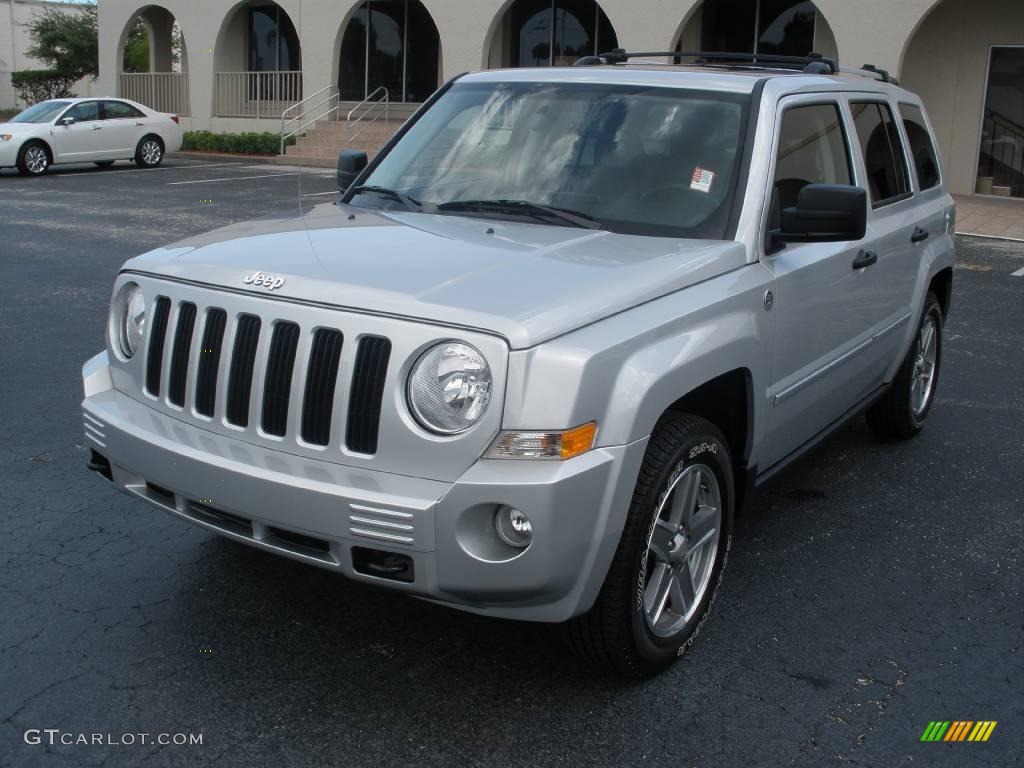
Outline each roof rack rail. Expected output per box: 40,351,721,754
575,49,839,75
857,63,899,85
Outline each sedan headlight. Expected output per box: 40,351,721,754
111,283,146,358
407,342,491,434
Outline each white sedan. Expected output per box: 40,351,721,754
0,97,183,176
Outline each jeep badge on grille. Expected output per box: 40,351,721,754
243,271,285,291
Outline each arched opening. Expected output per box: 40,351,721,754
214,1,302,117
337,0,441,104
673,0,838,62
117,6,189,115
902,0,1024,198
486,0,618,69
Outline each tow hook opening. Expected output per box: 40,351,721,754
352,547,415,583
87,450,113,482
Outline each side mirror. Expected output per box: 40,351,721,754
60,116,76,126
770,184,867,251
337,149,368,192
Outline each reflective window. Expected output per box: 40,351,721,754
773,103,852,210
11,100,72,123
509,0,617,67
102,101,145,120
978,46,1024,198
248,5,300,71
338,0,441,103
359,82,748,239
696,0,818,57
899,104,940,191
65,102,101,123
851,101,911,206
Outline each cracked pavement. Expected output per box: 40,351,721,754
1,160,1022,767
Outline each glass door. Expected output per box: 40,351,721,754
977,46,1024,198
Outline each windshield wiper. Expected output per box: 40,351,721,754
349,185,423,212
437,199,603,230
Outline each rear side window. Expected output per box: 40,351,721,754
899,104,941,190
772,103,852,210
850,101,912,206
103,101,145,120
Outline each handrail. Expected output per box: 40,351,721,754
347,86,389,142
280,83,340,155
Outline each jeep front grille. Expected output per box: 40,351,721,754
145,298,391,455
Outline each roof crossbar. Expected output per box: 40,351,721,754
575,49,839,75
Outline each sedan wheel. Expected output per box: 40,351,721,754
18,144,49,176
136,138,163,168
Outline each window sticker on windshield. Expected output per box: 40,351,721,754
691,167,715,194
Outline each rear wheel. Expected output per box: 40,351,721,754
17,142,50,176
566,413,733,677
867,292,943,439
135,136,163,168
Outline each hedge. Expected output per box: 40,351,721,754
181,131,297,156
11,70,75,104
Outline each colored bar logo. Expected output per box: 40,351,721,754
920,721,997,742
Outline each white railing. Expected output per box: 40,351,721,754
280,84,340,155
215,71,303,118
347,86,389,142
118,72,190,116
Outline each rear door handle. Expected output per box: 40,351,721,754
90,125,102,131
852,250,878,270
911,227,930,243
135,122,144,126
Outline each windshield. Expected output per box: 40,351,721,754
353,81,749,238
11,100,73,124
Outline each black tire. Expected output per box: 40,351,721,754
16,141,50,176
566,413,734,677
134,136,164,168
866,292,943,440
94,161,116,168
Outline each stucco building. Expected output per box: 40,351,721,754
95,0,1023,199
1,0,97,110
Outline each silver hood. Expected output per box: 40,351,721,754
124,203,746,349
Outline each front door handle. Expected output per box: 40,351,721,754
852,250,878,270
135,122,144,126
911,227,930,243
90,125,102,131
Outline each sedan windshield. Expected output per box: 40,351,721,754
354,81,749,238
11,100,73,124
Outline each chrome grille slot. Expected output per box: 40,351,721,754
145,296,171,397
226,314,261,427
167,302,197,407
346,336,391,455
195,308,227,417
261,322,300,437
301,328,344,446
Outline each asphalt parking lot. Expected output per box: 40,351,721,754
1,156,1021,768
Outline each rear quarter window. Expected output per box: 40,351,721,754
899,103,941,191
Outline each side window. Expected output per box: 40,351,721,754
65,102,100,123
899,103,941,191
850,101,911,206
772,103,853,211
102,101,145,120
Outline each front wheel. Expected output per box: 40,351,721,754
867,292,943,439
135,136,163,168
566,414,733,677
17,142,50,176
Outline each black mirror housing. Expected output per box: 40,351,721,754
337,150,369,192
772,184,867,248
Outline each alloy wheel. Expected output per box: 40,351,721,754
141,140,162,166
911,314,938,417
25,146,48,174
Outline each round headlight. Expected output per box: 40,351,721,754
115,283,146,358
408,342,492,434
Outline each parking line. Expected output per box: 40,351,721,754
1011,266,1024,277
175,162,245,169
302,191,339,197
167,173,303,185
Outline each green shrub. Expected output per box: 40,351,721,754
181,131,297,156
11,70,75,104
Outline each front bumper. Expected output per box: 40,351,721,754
0,140,18,168
82,352,647,622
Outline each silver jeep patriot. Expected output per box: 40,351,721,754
83,51,955,676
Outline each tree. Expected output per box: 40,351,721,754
122,18,151,73
25,2,98,82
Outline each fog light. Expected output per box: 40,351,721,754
495,506,532,548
